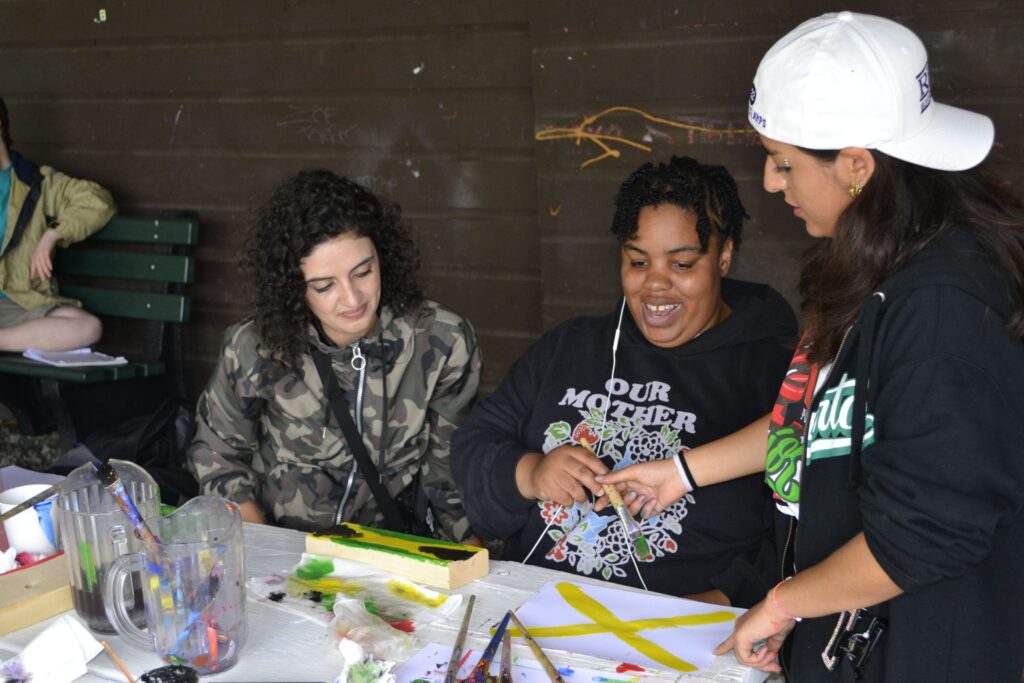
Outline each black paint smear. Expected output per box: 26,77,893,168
311,524,359,538
419,545,475,561
268,591,286,602
304,590,324,603
138,665,199,683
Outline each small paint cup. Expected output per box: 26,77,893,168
0,484,59,556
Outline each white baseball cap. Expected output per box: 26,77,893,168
747,11,993,171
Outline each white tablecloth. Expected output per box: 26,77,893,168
0,523,769,682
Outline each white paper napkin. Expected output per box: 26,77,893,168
0,614,102,683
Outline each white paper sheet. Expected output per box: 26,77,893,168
23,347,127,367
511,580,744,674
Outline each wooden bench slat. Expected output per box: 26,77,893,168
90,216,198,246
0,355,138,382
54,250,194,284
60,285,190,323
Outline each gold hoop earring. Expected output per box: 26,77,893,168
849,182,864,199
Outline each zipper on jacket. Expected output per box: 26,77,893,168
333,342,367,525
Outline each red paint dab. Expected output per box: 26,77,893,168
390,619,416,633
616,663,645,674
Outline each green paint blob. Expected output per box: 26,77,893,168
348,661,386,683
294,557,336,581
363,598,380,615
632,535,653,561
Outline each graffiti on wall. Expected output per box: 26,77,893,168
536,106,757,169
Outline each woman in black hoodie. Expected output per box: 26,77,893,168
452,156,796,606
600,12,1024,683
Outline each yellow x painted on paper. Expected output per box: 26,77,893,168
506,582,736,672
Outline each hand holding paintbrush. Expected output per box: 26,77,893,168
579,438,654,561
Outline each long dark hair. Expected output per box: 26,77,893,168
241,170,423,366
611,155,747,250
800,149,1024,362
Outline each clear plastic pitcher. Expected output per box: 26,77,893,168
57,460,159,633
103,496,246,675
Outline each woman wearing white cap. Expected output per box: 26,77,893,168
597,11,1024,681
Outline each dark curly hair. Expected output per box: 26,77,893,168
611,155,747,251
241,170,423,365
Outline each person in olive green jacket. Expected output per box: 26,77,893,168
0,96,116,352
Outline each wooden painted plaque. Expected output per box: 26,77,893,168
305,522,488,590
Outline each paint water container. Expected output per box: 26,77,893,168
103,496,247,675
57,459,158,633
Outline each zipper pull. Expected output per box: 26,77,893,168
350,344,366,371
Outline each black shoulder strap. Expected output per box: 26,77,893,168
309,347,411,532
4,153,45,258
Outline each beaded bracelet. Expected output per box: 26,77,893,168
771,577,802,622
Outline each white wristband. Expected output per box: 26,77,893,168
673,453,696,492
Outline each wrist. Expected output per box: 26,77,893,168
767,577,802,624
515,451,543,500
673,451,698,491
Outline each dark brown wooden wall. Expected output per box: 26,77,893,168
1,2,1021,400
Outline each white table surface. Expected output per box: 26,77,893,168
0,523,771,683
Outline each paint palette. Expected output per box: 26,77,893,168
249,552,464,632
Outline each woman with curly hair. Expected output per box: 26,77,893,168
452,156,797,603
188,170,481,542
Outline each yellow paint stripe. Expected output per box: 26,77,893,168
386,579,447,607
556,583,700,672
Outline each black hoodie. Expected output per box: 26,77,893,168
778,230,1024,682
453,279,796,606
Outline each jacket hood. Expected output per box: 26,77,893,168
831,228,1014,489
619,278,798,357
875,229,1013,318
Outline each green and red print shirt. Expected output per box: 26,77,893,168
765,332,875,519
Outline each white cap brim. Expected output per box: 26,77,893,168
877,101,994,171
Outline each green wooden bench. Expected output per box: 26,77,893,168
0,213,198,449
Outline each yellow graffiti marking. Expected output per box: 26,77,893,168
535,105,755,169
504,582,736,673
386,579,448,607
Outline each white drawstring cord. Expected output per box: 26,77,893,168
523,300,647,590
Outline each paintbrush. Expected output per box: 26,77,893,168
0,482,61,524
499,629,512,683
93,462,162,545
579,438,654,561
464,611,511,683
506,610,565,683
444,594,475,683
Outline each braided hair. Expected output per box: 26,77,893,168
611,156,747,252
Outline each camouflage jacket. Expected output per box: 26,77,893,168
187,300,481,542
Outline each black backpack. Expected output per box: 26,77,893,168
80,398,199,505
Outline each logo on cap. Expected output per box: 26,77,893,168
749,85,757,106
916,63,932,113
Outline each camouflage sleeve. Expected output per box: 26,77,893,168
186,324,265,506
420,315,482,542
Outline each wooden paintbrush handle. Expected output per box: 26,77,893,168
578,437,624,505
